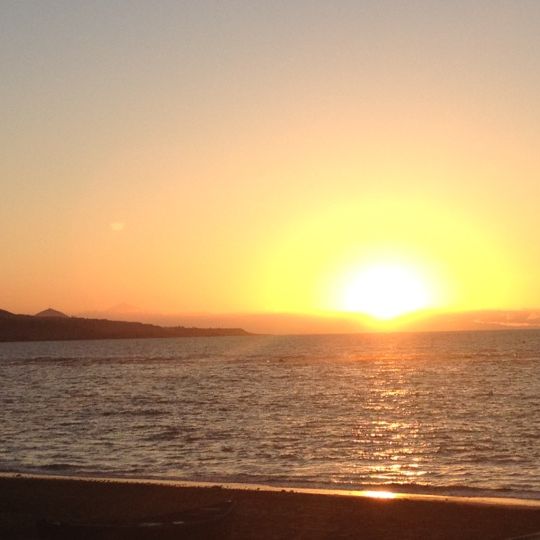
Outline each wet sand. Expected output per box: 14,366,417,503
2,473,540,539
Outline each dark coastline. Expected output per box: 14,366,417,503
0,312,251,343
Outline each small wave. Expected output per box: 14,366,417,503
144,427,183,442
102,408,166,418
38,463,87,472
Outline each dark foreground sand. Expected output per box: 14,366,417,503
2,474,540,539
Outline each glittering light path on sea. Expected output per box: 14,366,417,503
2,332,540,501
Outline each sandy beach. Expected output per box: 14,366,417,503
1,474,540,539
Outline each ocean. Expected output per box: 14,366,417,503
1,330,539,500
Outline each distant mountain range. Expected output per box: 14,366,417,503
0,309,251,343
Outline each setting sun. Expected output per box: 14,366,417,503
341,262,433,320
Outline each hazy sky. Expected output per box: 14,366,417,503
2,1,540,316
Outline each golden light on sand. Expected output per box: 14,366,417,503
362,490,397,500
341,262,433,320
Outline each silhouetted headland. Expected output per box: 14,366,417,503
0,309,251,342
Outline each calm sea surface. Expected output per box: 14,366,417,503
1,331,540,499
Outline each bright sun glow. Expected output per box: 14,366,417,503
341,262,433,320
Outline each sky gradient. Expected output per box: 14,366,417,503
2,1,540,320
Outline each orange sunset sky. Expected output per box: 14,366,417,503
2,2,540,328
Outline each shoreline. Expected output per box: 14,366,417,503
2,473,540,539
2,471,540,508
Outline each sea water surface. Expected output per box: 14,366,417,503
1,331,540,500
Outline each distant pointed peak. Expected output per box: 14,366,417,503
35,308,69,318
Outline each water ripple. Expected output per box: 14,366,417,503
1,331,540,498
